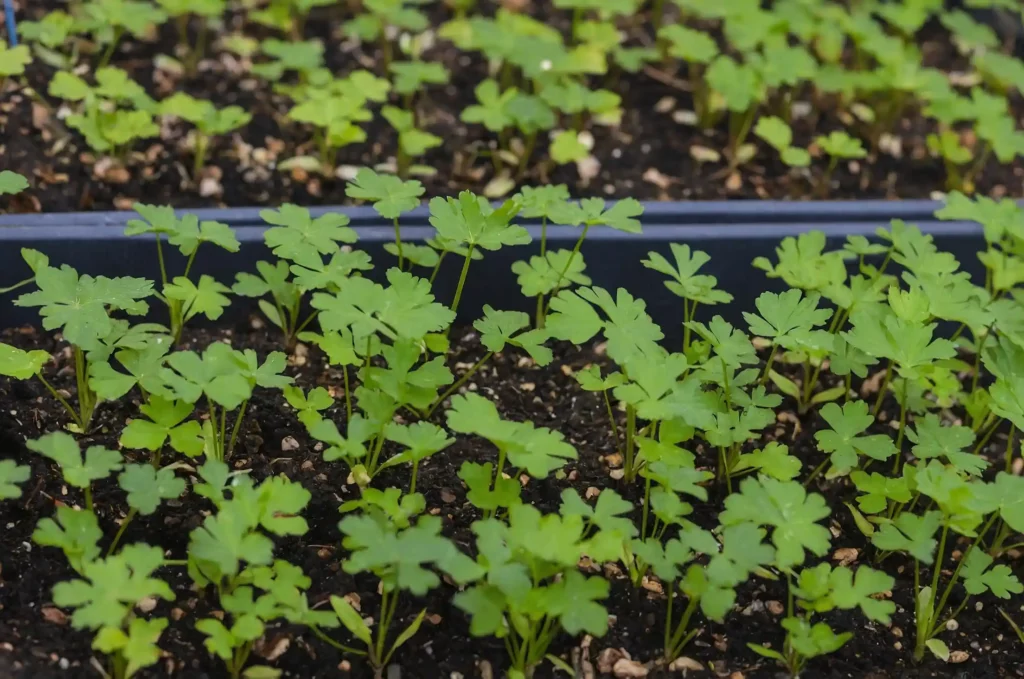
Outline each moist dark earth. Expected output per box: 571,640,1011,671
0,319,1021,678
1,2,1023,214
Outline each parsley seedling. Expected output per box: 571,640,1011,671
871,463,1022,662
234,204,364,348
447,393,577,517
0,459,30,500
429,192,527,314
425,306,551,417
332,501,480,672
16,264,156,429
52,544,174,679
751,563,895,675
346,168,424,270
454,504,609,677
642,243,733,352
125,204,238,344
162,343,291,460
156,0,224,70
160,93,251,175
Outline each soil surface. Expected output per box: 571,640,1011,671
1,2,1023,214
0,320,1021,679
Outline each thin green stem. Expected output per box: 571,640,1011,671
971,331,991,395
1006,424,1016,473
226,401,248,460
803,457,830,488
309,624,366,656
624,405,637,482
219,406,227,461
428,251,447,286
893,378,909,474
37,374,84,429
543,225,591,316
602,389,620,452
74,347,95,428
392,217,404,269
0,276,36,294
972,417,1001,456
641,475,652,538
107,508,138,556
933,513,996,626
930,522,950,607
98,28,123,67
426,351,493,418
193,134,208,177
872,360,893,416
342,365,353,421
450,246,476,316
759,345,779,386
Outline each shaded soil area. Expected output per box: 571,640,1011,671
1,2,1023,214
0,321,1021,678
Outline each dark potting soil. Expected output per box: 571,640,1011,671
0,321,1021,679
1,2,1023,214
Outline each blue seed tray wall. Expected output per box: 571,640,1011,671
0,201,986,339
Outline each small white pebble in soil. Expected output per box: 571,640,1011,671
949,651,970,663
946,619,959,631
611,148,622,159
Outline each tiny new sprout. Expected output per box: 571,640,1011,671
331,501,481,673
381,105,442,179
344,0,429,69
234,203,366,348
750,563,896,677
447,393,576,518
160,93,251,176
631,521,770,662
252,38,325,82
0,170,29,195
346,168,424,270
125,204,239,343
249,0,334,37
658,24,719,125
754,116,811,170
0,459,30,500
814,131,866,197
540,197,643,319
77,0,167,67
27,431,122,511
52,544,174,679
156,0,225,70
16,13,80,69
48,67,160,158
389,58,450,112
287,96,369,173
0,40,32,90
705,55,764,170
